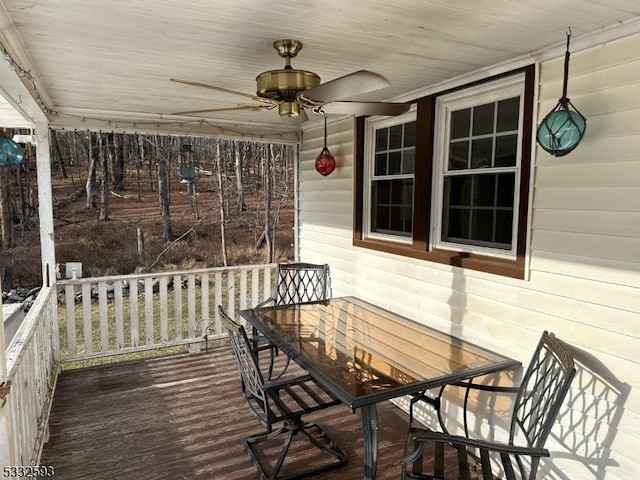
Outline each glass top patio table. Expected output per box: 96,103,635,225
241,296,520,409
240,296,520,479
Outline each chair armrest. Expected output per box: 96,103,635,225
404,431,550,464
264,373,312,390
254,297,275,309
451,380,520,394
438,379,519,438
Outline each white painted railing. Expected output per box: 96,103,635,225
1,286,59,467
56,264,275,361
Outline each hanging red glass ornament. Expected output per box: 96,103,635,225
315,115,336,176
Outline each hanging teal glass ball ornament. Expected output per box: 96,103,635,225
0,138,24,166
536,103,586,157
536,27,587,157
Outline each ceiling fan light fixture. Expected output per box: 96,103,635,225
278,101,300,117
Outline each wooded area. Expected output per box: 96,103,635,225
0,129,295,288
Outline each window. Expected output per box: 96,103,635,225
365,113,416,240
354,65,534,278
433,76,525,257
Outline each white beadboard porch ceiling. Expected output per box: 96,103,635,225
1,0,640,139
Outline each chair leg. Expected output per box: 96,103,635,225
245,419,347,480
456,445,471,480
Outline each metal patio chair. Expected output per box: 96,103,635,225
219,306,347,480
253,262,331,380
402,331,576,480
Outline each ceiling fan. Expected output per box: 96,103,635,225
170,39,410,121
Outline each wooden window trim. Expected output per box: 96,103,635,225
354,65,535,279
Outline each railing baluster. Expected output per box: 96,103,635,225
264,267,271,303
227,271,236,318
64,284,76,357
174,274,183,340
114,280,124,349
252,267,259,307
82,283,92,355
201,273,210,332
98,282,109,352
130,279,139,347
240,269,247,311
215,271,223,336
187,274,196,338
144,277,154,345
159,276,169,343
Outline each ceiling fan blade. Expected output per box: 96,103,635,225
321,101,410,116
302,70,390,103
170,78,276,104
171,105,274,116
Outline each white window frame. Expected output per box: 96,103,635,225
363,109,417,244
431,73,526,259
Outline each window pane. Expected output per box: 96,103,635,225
445,208,470,240
472,103,494,135
375,128,388,151
495,210,514,245
374,206,390,231
495,134,518,167
371,179,413,236
451,109,471,139
372,180,390,204
388,151,402,175
448,176,471,206
449,141,469,170
497,97,520,132
473,174,496,206
471,210,495,242
389,124,403,149
375,153,387,176
497,172,515,207
390,207,404,232
443,173,516,248
471,138,493,169
403,206,413,232
402,149,415,174
404,121,416,147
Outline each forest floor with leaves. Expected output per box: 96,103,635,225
3,171,294,288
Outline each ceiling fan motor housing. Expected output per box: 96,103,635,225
256,69,320,99
255,39,321,116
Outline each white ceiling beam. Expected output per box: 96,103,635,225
51,110,300,144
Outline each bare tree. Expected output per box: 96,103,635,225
234,140,247,211
86,132,99,209
50,130,68,179
155,135,174,241
136,134,144,201
112,133,125,191
99,134,110,221
215,139,228,266
263,144,274,262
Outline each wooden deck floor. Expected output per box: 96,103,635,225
40,347,454,479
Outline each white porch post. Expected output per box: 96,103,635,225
0,277,17,466
35,124,56,287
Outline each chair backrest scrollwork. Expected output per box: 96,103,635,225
511,331,577,449
274,262,330,305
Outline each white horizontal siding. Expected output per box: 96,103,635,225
298,29,640,480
